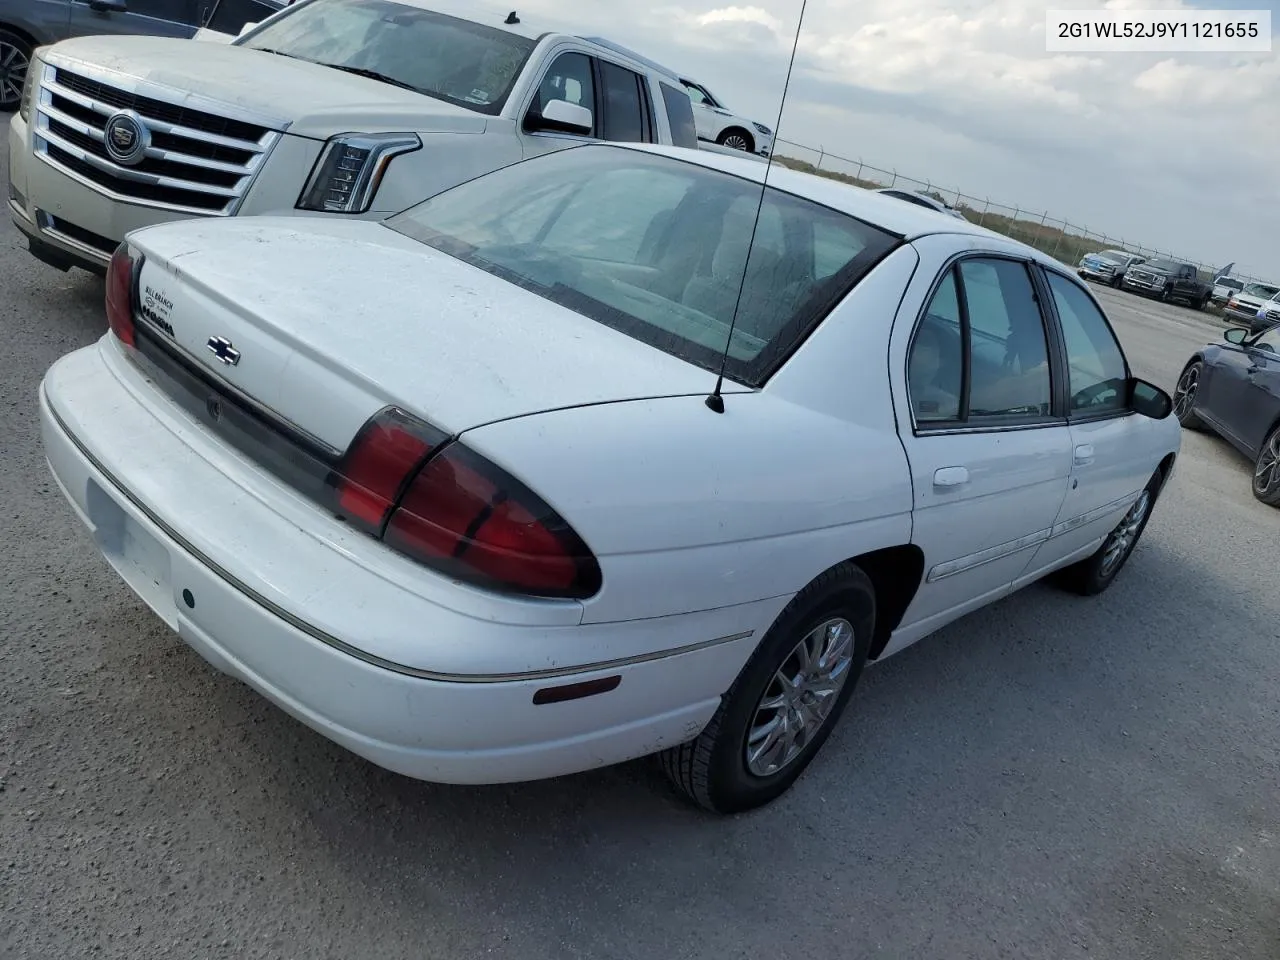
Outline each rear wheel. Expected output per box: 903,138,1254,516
1172,360,1206,430
0,29,33,113
1251,424,1280,506
659,562,874,814
1056,470,1163,596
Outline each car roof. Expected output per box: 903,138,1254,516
580,37,681,81
609,143,1038,251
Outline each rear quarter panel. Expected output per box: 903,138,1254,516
460,245,921,624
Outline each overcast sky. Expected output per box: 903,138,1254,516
489,0,1277,278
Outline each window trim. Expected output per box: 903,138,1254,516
1034,262,1136,426
906,251,1067,437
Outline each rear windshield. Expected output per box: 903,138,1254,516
238,0,536,115
385,146,900,386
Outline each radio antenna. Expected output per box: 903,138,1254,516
705,0,809,414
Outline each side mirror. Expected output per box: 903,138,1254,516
1224,327,1248,345
1130,378,1172,420
531,99,593,134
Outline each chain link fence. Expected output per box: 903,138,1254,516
772,139,1264,286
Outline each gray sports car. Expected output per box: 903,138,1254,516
1174,323,1280,506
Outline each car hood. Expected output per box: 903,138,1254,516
1231,293,1272,308
126,217,733,449
42,35,489,139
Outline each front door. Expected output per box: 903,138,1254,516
1229,326,1280,455
1022,268,1154,574
68,0,199,40
891,241,1074,640
1197,339,1256,449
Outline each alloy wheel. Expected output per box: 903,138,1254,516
745,617,855,777
1253,431,1280,495
0,39,29,109
1172,365,1199,420
721,133,750,151
1099,491,1151,578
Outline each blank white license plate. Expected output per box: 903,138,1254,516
86,479,178,629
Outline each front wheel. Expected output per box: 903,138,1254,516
1173,360,1205,430
1252,424,1280,506
1056,470,1163,596
716,127,754,153
0,29,33,113
659,562,874,814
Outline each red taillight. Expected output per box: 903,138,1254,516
330,408,446,532
105,243,136,347
384,442,601,599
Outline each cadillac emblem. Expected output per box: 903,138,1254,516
103,110,150,167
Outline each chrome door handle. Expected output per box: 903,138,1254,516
933,466,970,488
1074,443,1095,465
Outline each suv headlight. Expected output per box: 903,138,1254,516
297,133,421,214
752,122,772,135
19,56,39,123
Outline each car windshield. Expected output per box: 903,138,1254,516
1243,283,1280,299
1096,251,1129,263
1218,278,1244,290
385,146,900,386
1144,259,1181,272
237,0,536,114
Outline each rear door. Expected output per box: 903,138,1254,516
893,240,1073,634
68,0,200,39
1021,267,1153,574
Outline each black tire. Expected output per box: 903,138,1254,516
1056,469,1164,596
716,127,754,153
1111,274,1123,288
659,562,875,814
1172,360,1206,431
0,28,33,114
1251,423,1280,506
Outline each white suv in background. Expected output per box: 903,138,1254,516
7,0,698,274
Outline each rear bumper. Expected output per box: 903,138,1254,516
39,340,771,783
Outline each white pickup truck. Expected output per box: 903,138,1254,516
7,0,701,274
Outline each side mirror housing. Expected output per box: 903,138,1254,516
1130,378,1172,420
530,99,593,135
1224,327,1248,345
238,21,258,36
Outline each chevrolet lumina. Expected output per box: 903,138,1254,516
7,0,695,275
39,144,1181,813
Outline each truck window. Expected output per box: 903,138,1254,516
528,51,596,133
598,61,648,143
659,81,698,149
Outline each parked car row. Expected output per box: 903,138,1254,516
15,0,1187,812
1077,249,1280,327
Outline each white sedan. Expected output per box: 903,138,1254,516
39,143,1181,814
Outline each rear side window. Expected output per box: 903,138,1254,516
1045,272,1129,415
660,81,698,149
387,145,899,387
598,61,648,143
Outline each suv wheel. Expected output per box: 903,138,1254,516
0,29,32,114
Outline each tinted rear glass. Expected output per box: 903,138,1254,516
386,146,900,386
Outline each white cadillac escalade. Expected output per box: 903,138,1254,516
6,0,700,274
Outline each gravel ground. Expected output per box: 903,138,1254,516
2,132,1278,960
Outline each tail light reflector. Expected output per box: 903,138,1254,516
105,243,137,347
384,442,602,599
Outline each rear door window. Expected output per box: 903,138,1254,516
598,60,650,143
